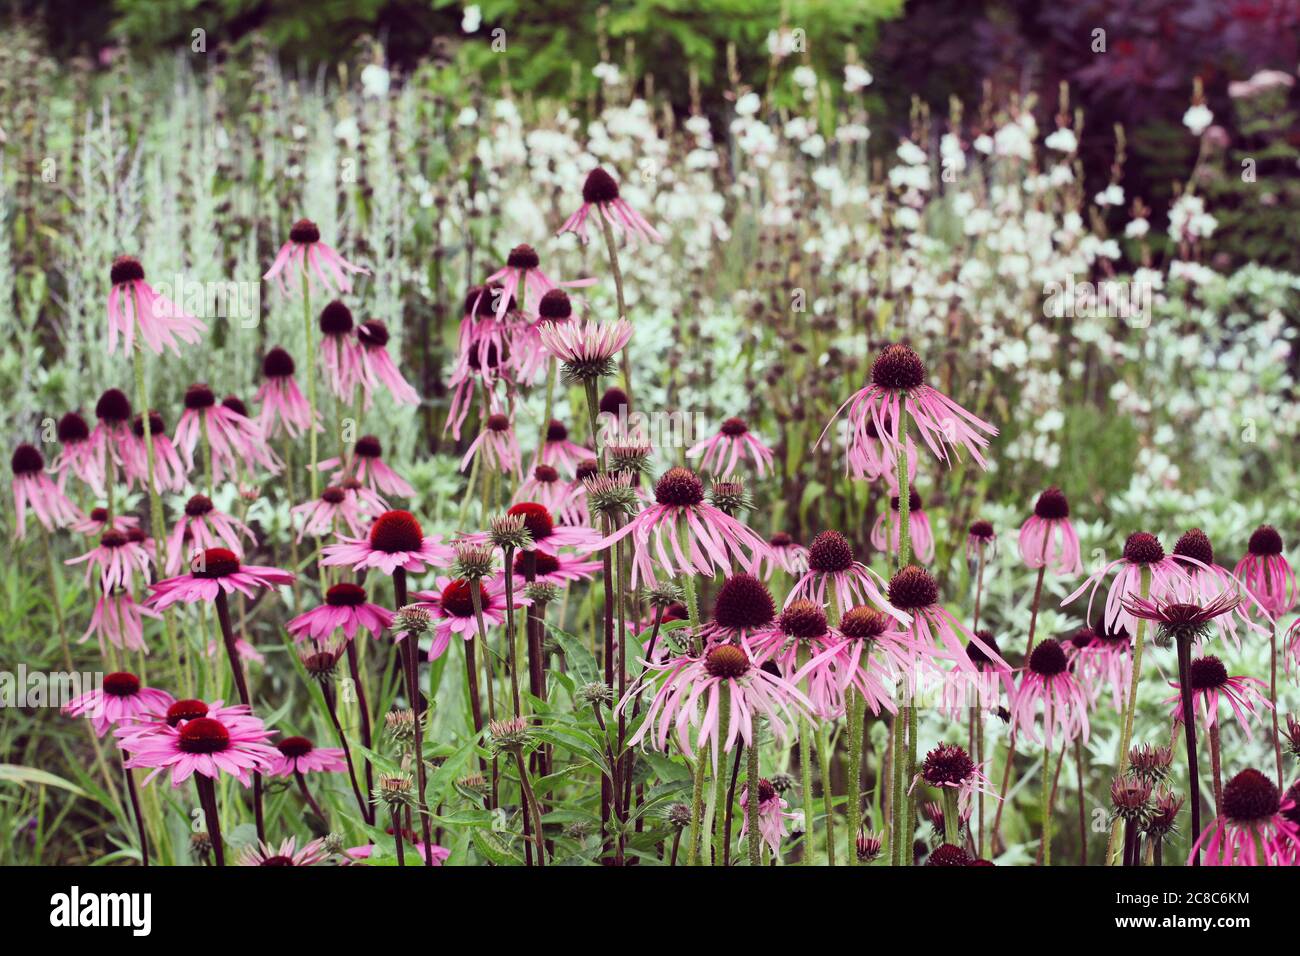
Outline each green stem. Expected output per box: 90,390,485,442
1105,565,1152,864
942,787,960,846
816,722,836,865
799,717,816,864
711,683,731,865
747,733,762,866
1041,744,1052,865
301,266,319,501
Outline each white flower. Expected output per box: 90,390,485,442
333,116,360,147
593,62,621,86
800,134,825,158
360,64,390,99
1124,217,1150,239
896,139,927,166
793,66,818,89
1182,104,1214,136
1044,127,1077,153
844,64,873,92
461,4,482,32
456,106,479,127
735,91,761,117
1094,184,1124,207
973,134,993,154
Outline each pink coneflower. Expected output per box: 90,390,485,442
89,388,133,478
1009,639,1090,746
1062,532,1188,635
288,582,393,644
340,474,389,519
267,736,348,777
255,346,316,439
509,549,600,588
1288,617,1300,676
830,604,927,691
1166,656,1270,740
696,573,778,648
687,417,775,479
622,642,811,770
912,742,997,816
504,501,603,558
63,671,174,737
121,706,279,788
107,255,206,356
1119,589,1244,651
51,412,103,493
842,413,919,486
1171,528,1266,648
483,243,596,321
870,490,934,564
356,319,420,407
1189,768,1300,866
537,317,634,377
66,528,153,594
345,840,450,866
461,412,522,477
1234,525,1296,618
739,778,795,855
412,575,519,660
125,410,187,493
321,434,414,500
291,485,366,541
787,531,905,624
820,343,997,471
596,466,769,587
558,167,663,245
10,443,80,539
1018,487,1082,574
322,510,452,575
1063,625,1131,711
82,590,159,655
164,494,255,576
966,519,997,563
147,547,293,611
72,508,137,536
887,566,1003,675
315,300,366,401
264,219,370,297
751,531,809,580
535,420,594,478
239,836,329,867
765,600,895,719
514,464,583,525
174,383,281,484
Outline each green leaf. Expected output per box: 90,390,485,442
0,764,87,797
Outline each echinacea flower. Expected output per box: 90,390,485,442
1119,589,1244,652
538,317,634,383
1234,525,1296,618
63,671,174,737
509,549,600,588
1170,528,1267,647
966,519,997,563
126,411,188,493
292,485,367,541
65,528,153,594
558,167,663,245
913,742,997,815
887,566,1004,676
870,490,935,565
51,412,104,494
82,590,160,654
502,501,602,557
622,642,811,770
174,383,281,484
768,599,895,719
288,582,394,644
1062,625,1131,711
89,387,133,478
925,843,973,866
165,494,255,576
820,343,998,471
322,434,415,500
412,575,522,660
739,777,796,855
267,736,348,777
1018,487,1082,575
264,219,370,298
356,319,420,407
121,705,279,788
1165,655,1270,740
322,510,453,576
687,417,775,479
787,530,905,624
483,243,596,321
1189,768,1300,866
147,547,293,611
239,836,330,867
514,464,584,525
107,255,205,357
1009,639,1090,746
698,573,779,647
751,531,808,581
72,508,138,537
596,466,769,588
534,420,594,479
10,443,80,539
461,412,522,477
1062,532,1189,635
315,300,367,400
255,346,317,439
